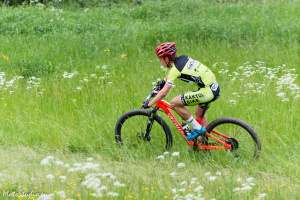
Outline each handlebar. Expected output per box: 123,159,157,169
145,90,158,101
144,80,165,101
142,80,166,108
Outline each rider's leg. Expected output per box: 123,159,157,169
171,84,219,140
170,96,192,121
195,105,208,126
170,96,203,130
174,87,216,140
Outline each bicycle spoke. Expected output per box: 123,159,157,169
206,118,260,160
116,112,169,155
217,126,255,159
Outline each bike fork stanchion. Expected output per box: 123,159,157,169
144,108,158,141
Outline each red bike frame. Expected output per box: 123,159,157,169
156,100,232,150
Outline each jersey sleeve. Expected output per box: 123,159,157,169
166,65,181,86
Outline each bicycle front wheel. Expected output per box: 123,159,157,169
115,109,173,154
206,117,261,159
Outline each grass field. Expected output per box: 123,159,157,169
0,0,300,199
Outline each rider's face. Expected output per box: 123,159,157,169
159,57,171,68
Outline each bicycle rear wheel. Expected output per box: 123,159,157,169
206,117,261,159
115,109,173,154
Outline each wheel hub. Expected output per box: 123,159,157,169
225,138,239,151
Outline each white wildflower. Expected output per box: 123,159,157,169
113,181,125,187
204,172,211,176
40,156,55,166
54,160,64,166
81,176,101,190
246,177,255,183
46,174,55,180
63,163,70,168
180,181,187,186
102,172,116,180
218,68,229,75
171,188,177,193
258,193,267,199
98,185,107,192
208,176,217,181
233,187,241,192
5,78,17,88
169,171,177,177
92,190,103,198
194,185,204,192
229,99,237,105
101,65,108,70
177,162,186,168
107,192,119,197
240,185,252,191
86,157,94,161
190,177,198,184
59,176,67,182
184,193,194,200
27,76,41,88
37,193,54,200
191,177,198,182
63,71,78,79
249,182,256,186
0,172,10,179
171,152,180,157
178,188,186,193
156,155,164,160
68,162,100,173
276,92,286,98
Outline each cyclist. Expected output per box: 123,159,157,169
143,42,220,141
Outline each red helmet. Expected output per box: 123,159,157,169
155,42,176,58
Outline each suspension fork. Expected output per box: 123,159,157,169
144,107,159,141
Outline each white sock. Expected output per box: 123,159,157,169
186,116,202,130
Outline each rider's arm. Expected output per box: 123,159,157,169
148,65,181,107
148,83,172,106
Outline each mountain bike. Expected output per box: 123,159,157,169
115,81,261,159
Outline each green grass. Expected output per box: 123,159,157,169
0,0,300,199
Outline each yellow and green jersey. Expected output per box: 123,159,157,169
166,55,217,88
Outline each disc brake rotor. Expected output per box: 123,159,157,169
225,138,239,151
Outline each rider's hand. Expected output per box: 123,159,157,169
142,100,150,109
